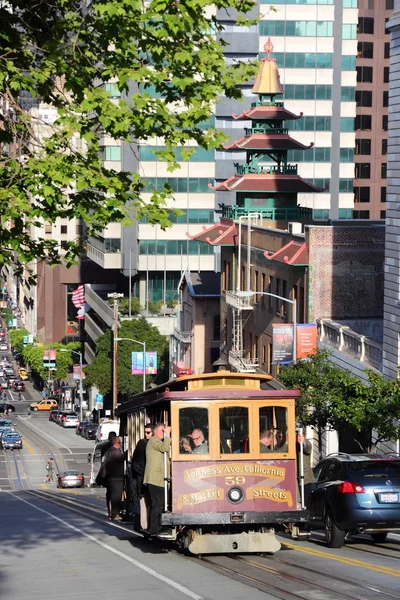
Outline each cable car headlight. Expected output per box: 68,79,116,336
227,487,244,504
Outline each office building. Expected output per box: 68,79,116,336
353,0,393,220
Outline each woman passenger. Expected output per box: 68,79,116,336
180,436,193,454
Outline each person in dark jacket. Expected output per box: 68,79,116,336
132,425,154,496
105,437,127,520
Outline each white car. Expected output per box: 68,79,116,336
62,415,80,428
0,344,8,351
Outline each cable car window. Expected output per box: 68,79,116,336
219,406,249,454
259,406,288,452
179,407,209,454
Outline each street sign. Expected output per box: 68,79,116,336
95,393,104,402
28,334,34,344
23,335,29,344
8,320,13,327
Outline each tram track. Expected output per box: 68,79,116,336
198,553,400,600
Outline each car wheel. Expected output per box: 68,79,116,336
325,510,346,549
371,533,388,543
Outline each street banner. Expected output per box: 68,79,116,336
43,348,56,368
296,323,317,359
131,351,158,375
272,323,294,364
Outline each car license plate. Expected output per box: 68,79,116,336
379,493,398,503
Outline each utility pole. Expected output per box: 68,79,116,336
108,292,123,418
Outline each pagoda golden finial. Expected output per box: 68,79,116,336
251,37,284,96
264,38,274,61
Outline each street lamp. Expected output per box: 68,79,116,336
108,292,123,420
60,349,84,422
115,337,146,392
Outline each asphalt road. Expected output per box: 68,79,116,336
0,355,399,600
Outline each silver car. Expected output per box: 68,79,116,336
57,470,85,488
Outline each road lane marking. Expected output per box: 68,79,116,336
17,416,73,453
22,439,35,455
10,492,203,600
40,483,48,489
282,541,400,578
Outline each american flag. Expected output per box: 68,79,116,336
72,285,85,309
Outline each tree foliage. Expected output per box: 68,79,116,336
84,317,169,396
278,349,400,452
0,0,259,279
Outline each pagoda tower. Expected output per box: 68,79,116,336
217,38,325,223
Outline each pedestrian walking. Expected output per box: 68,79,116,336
44,458,55,483
104,437,127,521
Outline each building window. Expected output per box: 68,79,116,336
104,238,121,252
354,187,370,203
139,146,214,162
385,42,390,59
341,87,355,102
102,146,121,161
382,139,388,155
343,0,357,6
259,20,334,37
353,210,370,219
355,163,371,179
382,115,388,131
255,270,260,293
384,67,390,83
268,276,273,310
383,91,389,108
355,90,372,107
342,24,357,39
356,66,373,83
339,208,353,219
340,148,354,162
381,163,387,179
142,177,214,193
265,53,333,69
339,179,353,193
381,187,387,203
60,241,69,249
262,345,267,365
213,315,220,342
60,225,68,234
357,41,373,59
313,209,330,219
45,224,52,234
342,56,356,70
381,210,386,219
358,17,374,34
386,0,394,9
104,83,121,98
139,240,214,255
288,116,331,131
355,139,371,155
355,115,372,131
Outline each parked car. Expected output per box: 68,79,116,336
0,379,8,389
0,343,8,352
58,411,78,426
29,399,58,412
4,368,14,377
309,454,400,548
84,425,98,440
0,431,22,450
0,403,16,413
63,415,80,428
12,380,25,392
57,470,85,489
49,408,60,422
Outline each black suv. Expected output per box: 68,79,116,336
309,453,400,548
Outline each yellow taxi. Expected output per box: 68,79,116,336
17,368,29,380
29,399,58,412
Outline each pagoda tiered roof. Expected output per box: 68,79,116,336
186,221,237,245
233,106,303,121
264,241,309,266
224,132,314,152
212,174,326,194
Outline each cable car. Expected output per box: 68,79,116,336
117,371,308,554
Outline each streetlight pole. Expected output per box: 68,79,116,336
115,337,146,392
108,292,123,419
60,349,84,422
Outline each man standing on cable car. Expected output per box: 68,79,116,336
143,423,171,536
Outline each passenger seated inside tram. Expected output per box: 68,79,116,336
260,429,273,453
180,436,193,454
191,428,209,454
274,430,288,452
